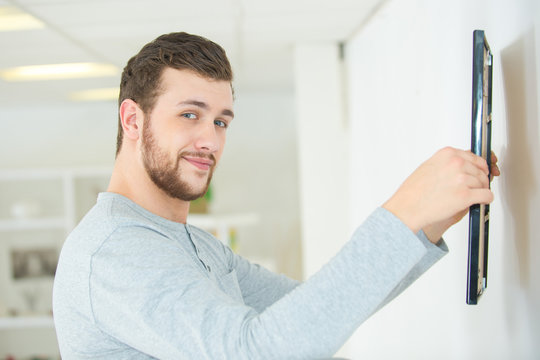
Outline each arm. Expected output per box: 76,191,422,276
227,221,446,316
226,247,301,312
374,229,448,311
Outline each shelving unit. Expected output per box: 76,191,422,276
0,167,112,231
0,168,111,359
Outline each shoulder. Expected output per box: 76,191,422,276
61,193,186,266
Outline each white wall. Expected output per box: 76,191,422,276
211,90,302,279
294,43,350,278
345,0,539,358
0,102,118,169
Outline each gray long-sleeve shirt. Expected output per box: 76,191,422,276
52,192,447,359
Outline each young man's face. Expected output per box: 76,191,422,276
141,67,234,201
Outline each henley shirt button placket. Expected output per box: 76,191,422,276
195,247,211,273
197,250,211,272
186,225,209,272
193,242,209,272
195,247,211,272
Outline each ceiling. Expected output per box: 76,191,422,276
0,0,385,106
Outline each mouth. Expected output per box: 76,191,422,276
182,155,215,171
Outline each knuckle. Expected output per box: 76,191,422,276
439,146,455,156
456,173,468,185
449,156,465,169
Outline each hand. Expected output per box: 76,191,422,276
422,150,500,241
383,147,498,243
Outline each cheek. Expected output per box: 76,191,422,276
211,135,226,163
169,131,193,153
218,133,227,154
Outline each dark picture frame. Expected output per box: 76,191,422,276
11,247,58,280
467,30,493,305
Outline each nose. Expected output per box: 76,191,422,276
194,121,220,154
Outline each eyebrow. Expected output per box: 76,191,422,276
178,100,234,118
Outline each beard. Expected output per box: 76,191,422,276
141,119,215,202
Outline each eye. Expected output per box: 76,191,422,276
214,119,228,128
181,113,197,119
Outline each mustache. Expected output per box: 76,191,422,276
178,151,216,164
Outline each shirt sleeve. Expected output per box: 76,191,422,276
226,248,301,312
373,229,448,312
89,207,447,359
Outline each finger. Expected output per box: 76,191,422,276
490,152,500,177
475,154,490,176
490,167,500,182
491,163,501,176
468,188,494,205
460,150,490,176
491,151,498,164
462,173,490,190
460,157,490,188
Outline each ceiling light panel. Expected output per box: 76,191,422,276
0,6,45,31
0,62,119,81
69,87,119,101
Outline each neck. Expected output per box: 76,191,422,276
108,153,191,223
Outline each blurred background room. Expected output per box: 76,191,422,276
0,0,538,359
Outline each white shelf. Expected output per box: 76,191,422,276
187,213,259,245
0,217,66,231
0,316,54,329
0,167,112,180
187,213,259,228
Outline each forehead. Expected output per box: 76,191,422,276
157,67,234,107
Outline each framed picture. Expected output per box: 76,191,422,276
467,30,493,305
11,247,58,280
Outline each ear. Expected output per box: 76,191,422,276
119,99,143,141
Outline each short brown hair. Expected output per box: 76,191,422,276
116,32,233,155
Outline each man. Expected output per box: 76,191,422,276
53,32,499,359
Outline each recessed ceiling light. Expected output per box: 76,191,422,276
0,6,45,31
0,63,119,81
70,87,120,102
